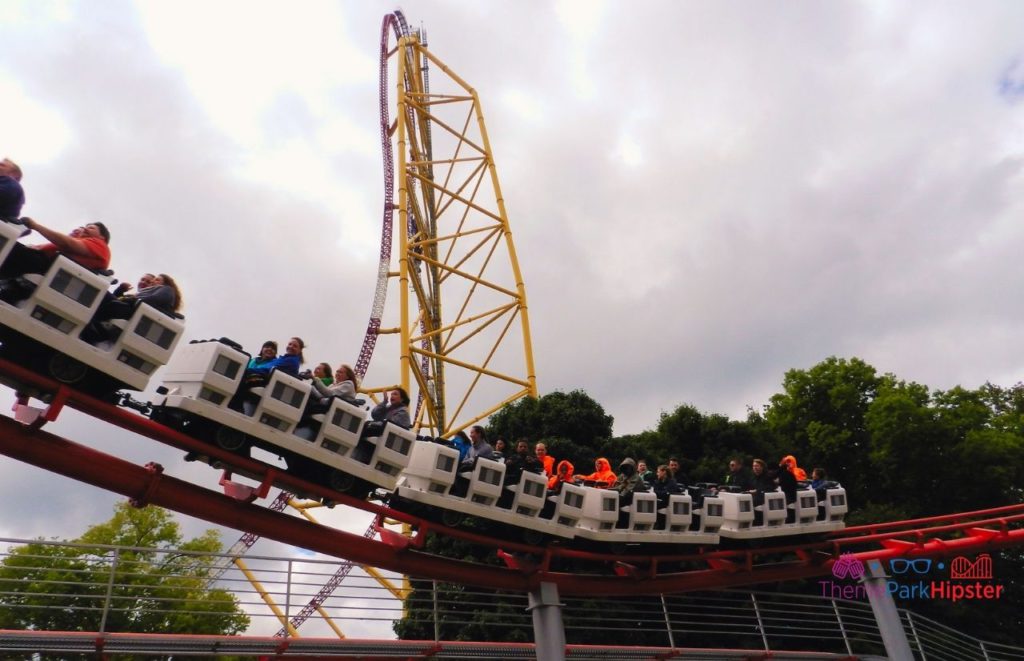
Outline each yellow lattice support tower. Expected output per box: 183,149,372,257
381,30,537,437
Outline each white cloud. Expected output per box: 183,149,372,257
135,0,373,143
554,0,609,99
0,76,71,163
614,134,643,168
500,87,545,123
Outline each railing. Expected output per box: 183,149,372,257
1,537,1021,660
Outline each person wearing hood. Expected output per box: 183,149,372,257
611,457,646,504
780,454,807,481
547,459,574,493
775,456,799,507
576,457,616,488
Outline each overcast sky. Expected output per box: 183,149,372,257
2,0,1024,637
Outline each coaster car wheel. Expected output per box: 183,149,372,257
47,353,88,384
441,509,465,527
328,469,357,494
214,424,248,452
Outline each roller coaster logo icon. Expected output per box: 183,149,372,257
950,554,993,580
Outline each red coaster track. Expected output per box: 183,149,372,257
1,358,1022,597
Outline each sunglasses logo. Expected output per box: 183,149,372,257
832,554,865,580
890,559,932,575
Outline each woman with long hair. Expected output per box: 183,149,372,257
311,362,360,404
155,273,183,313
370,387,411,429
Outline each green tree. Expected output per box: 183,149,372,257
487,389,613,448
0,501,249,636
765,356,883,504
624,404,770,483
863,378,947,515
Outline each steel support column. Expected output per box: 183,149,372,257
527,582,565,661
861,559,914,661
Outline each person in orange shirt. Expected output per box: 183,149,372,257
1,219,111,277
534,442,554,477
576,457,616,488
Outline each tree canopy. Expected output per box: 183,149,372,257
487,389,614,449
0,501,249,636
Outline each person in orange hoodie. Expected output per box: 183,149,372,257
780,455,808,481
576,457,616,488
547,459,574,494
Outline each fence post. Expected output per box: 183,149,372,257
98,547,120,633
831,599,854,656
284,559,293,631
750,593,769,651
432,580,440,642
660,594,676,649
905,610,926,661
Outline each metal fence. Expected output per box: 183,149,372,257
0,537,1021,660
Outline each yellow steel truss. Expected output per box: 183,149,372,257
384,32,537,436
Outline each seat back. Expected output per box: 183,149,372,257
250,370,311,434
664,494,693,532
365,422,417,478
698,494,725,534
626,492,658,531
315,398,370,460
509,471,548,518
160,339,248,407
22,256,111,336
794,488,820,525
720,491,755,531
108,303,185,379
464,457,505,506
400,440,459,495
578,487,620,532
547,483,583,528
762,491,788,527
0,222,24,267
820,486,848,522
